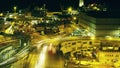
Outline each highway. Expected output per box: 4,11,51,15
11,37,64,68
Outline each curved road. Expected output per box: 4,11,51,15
11,37,64,68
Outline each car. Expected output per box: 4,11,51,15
48,43,56,55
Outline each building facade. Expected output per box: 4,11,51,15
78,12,120,37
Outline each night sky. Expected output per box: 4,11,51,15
0,0,119,12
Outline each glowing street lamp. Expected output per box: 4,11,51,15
0,13,3,16
68,7,72,13
73,16,77,20
13,6,17,13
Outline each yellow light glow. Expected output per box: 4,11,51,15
0,13,3,16
13,6,17,10
35,45,48,68
73,17,76,20
108,47,113,49
106,36,112,40
93,6,97,9
108,37,112,40
96,8,100,11
91,4,94,7
68,7,72,12
5,25,14,34
91,36,95,40
14,16,17,19
13,6,17,13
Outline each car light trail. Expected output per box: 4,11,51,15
35,45,48,68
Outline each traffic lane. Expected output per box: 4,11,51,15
24,43,64,68
11,37,64,68
34,43,64,68
11,40,46,68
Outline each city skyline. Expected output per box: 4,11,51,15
0,0,120,12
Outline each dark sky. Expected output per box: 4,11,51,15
85,0,120,10
0,0,119,12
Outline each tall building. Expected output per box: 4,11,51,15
79,0,84,7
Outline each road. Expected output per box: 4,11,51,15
10,24,73,68
11,37,64,68
9,23,120,68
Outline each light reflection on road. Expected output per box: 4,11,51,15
11,37,64,68
35,45,48,68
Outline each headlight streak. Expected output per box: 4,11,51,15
35,45,48,68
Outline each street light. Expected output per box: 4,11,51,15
73,16,77,20
13,6,17,13
0,13,3,16
68,7,72,14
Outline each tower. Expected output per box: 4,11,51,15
79,0,84,7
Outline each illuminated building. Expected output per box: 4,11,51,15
78,11,120,38
31,4,46,17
